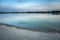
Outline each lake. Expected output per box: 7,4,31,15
0,13,60,40
0,13,60,32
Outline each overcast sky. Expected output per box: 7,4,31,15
0,0,60,12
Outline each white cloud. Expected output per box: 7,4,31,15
1,1,60,11
48,2,60,10
14,2,60,11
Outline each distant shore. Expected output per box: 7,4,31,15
0,11,60,15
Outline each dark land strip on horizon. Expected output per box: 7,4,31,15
0,11,60,14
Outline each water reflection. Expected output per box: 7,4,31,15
0,13,60,32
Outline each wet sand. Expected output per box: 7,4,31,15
0,24,60,40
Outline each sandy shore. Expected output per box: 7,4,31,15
0,24,60,40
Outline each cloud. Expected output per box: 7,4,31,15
9,2,60,11
49,2,60,10
0,0,60,12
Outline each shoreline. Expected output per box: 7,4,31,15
0,23,60,33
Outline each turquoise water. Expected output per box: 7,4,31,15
0,13,60,32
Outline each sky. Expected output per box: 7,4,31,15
0,0,60,12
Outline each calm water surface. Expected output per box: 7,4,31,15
0,13,60,40
0,13,60,32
